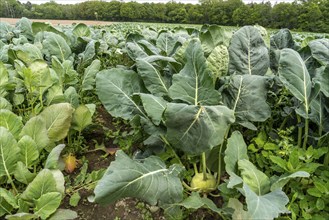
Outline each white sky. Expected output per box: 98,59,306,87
18,0,295,5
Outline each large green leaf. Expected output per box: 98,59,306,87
0,188,18,209
0,97,12,111
200,25,232,56
34,192,62,220
206,45,229,81
156,32,180,56
80,59,101,92
17,136,39,168
20,169,58,202
279,48,312,118
44,144,65,170
269,29,296,73
310,93,329,134
0,127,20,179
314,66,329,98
271,171,310,191
179,192,224,215
165,103,234,155
244,184,289,219
39,103,74,143
72,23,91,38
22,60,53,96
238,159,270,195
140,94,167,126
96,68,146,120
136,58,170,97
222,75,271,129
16,17,33,40
0,109,23,139
71,104,94,132
19,116,50,151
51,57,78,86
169,40,220,105
228,198,251,220
93,150,183,205
0,62,9,97
42,32,71,62
309,39,329,66
48,209,78,220
11,43,43,65
14,162,36,185
228,26,269,75
224,131,248,188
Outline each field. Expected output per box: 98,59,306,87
0,17,329,220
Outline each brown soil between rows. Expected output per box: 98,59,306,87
0,17,113,26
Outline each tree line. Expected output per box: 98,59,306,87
1,0,328,33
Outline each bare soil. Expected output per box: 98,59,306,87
0,17,113,26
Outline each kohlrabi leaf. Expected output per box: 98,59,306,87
64,87,79,108
22,60,53,96
165,103,234,155
93,150,183,205
0,127,20,179
21,169,58,202
169,40,220,105
224,131,249,188
51,57,78,86
0,109,23,139
34,192,62,220
156,32,180,56
16,17,33,40
126,41,148,61
199,25,232,56
96,68,147,120
17,135,39,167
0,188,18,209
269,29,296,73
19,116,50,151
314,66,329,98
279,48,312,118
48,209,78,220
228,26,269,75
308,39,329,66
5,213,39,220
310,93,329,134
42,32,72,62
72,23,91,38
206,45,229,81
136,58,170,97
0,62,9,97
0,97,12,111
44,144,65,170
14,162,36,184
228,198,251,220
244,184,289,219
39,103,74,143
222,75,271,129
71,104,94,132
179,192,224,215
81,59,101,92
140,94,167,125
12,43,43,65
271,171,310,191
238,159,270,195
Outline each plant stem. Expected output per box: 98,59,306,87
297,115,302,148
324,152,329,166
193,163,198,174
160,135,184,166
279,117,288,131
7,174,18,195
182,181,195,191
217,127,230,185
201,152,207,181
302,118,309,150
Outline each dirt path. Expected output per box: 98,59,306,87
0,17,113,26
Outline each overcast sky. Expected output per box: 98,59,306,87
18,0,295,5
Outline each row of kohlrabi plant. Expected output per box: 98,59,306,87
90,24,329,219
0,18,107,219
